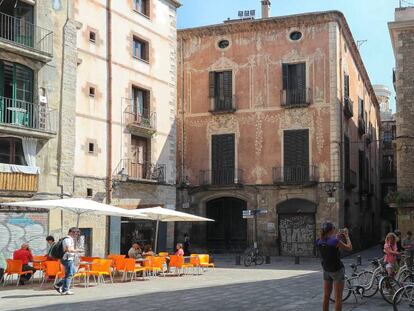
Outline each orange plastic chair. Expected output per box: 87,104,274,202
152,257,166,277
40,261,64,287
199,254,215,270
32,255,47,281
3,259,34,286
122,258,146,282
142,256,162,277
112,257,127,278
86,259,113,284
169,255,184,276
183,255,201,275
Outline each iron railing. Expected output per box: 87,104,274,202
382,170,396,179
199,169,243,186
272,166,318,184
0,96,57,133
344,169,357,189
113,159,166,183
0,12,53,55
343,96,354,118
211,95,235,112
281,88,312,108
383,141,393,149
124,105,156,131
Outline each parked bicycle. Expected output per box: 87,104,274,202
244,246,264,267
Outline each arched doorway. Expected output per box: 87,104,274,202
277,198,317,257
206,197,247,253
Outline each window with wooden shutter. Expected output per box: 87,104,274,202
344,74,350,98
209,71,233,111
344,135,351,188
283,129,309,183
282,63,307,107
211,134,235,185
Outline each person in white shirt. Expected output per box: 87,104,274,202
54,227,80,295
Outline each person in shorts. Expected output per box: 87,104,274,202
384,232,401,277
317,221,352,311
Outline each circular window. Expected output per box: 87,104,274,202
289,31,302,41
218,40,230,49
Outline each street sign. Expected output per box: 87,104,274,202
257,209,268,215
327,197,336,203
243,215,254,219
242,210,253,216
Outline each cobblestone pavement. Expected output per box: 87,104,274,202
0,247,394,311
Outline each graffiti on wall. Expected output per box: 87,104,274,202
279,214,315,257
0,212,48,268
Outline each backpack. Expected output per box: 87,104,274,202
49,237,68,259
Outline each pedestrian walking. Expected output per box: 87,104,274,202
384,232,401,277
317,221,352,311
54,227,81,295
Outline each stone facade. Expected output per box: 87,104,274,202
388,6,414,233
0,0,79,265
176,11,381,255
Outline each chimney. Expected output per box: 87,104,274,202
261,0,271,18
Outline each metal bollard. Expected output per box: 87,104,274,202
265,255,271,264
295,256,300,264
357,255,362,266
235,255,241,265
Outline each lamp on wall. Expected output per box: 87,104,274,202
324,183,337,197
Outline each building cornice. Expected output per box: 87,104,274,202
169,0,182,8
178,10,379,110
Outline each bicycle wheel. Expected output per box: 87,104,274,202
358,271,379,297
380,276,401,304
401,272,414,284
393,285,414,311
398,268,412,283
244,256,252,267
255,254,264,265
329,277,352,302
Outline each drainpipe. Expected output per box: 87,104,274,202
106,0,113,205
180,38,185,184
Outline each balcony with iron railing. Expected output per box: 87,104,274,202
272,166,319,185
0,12,53,61
199,169,243,186
113,159,166,184
209,95,236,114
124,105,156,137
343,96,354,118
281,88,312,108
385,187,414,208
0,96,57,139
344,169,357,189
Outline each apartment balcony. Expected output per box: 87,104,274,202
281,88,312,108
383,141,393,149
0,12,53,62
385,187,414,208
209,95,236,114
382,170,396,179
272,166,319,185
0,96,57,139
0,171,38,193
199,169,243,186
344,169,357,189
113,159,166,184
124,106,156,138
343,96,354,118
358,117,366,136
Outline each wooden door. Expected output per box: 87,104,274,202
211,134,235,185
130,136,147,179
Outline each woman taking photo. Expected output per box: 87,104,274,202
317,221,352,311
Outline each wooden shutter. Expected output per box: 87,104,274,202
209,72,215,98
212,134,235,184
283,130,309,182
296,63,306,91
223,71,232,109
282,64,289,90
344,74,349,98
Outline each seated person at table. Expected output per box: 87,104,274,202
175,243,184,256
13,243,36,285
128,243,142,259
142,245,154,257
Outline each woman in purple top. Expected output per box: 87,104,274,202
317,221,352,311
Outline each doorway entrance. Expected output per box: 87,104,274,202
206,197,247,253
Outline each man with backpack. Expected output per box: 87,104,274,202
52,227,81,295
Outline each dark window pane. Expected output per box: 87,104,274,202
0,138,10,164
14,139,26,165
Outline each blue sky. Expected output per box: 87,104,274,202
177,0,399,111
